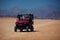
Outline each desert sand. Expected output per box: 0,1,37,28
0,17,60,40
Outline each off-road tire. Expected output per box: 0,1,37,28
14,26,17,32
30,26,34,31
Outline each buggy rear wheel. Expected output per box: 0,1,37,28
30,26,34,31
14,26,17,32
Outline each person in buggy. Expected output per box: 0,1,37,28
14,14,34,32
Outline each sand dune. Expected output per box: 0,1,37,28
0,17,60,40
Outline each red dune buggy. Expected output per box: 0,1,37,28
14,14,34,32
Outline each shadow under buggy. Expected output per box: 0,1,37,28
14,14,34,32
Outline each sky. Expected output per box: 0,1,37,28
0,0,60,9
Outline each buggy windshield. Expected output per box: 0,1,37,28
19,15,29,20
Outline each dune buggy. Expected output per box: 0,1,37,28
14,14,34,32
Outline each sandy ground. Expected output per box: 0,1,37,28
0,17,60,40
